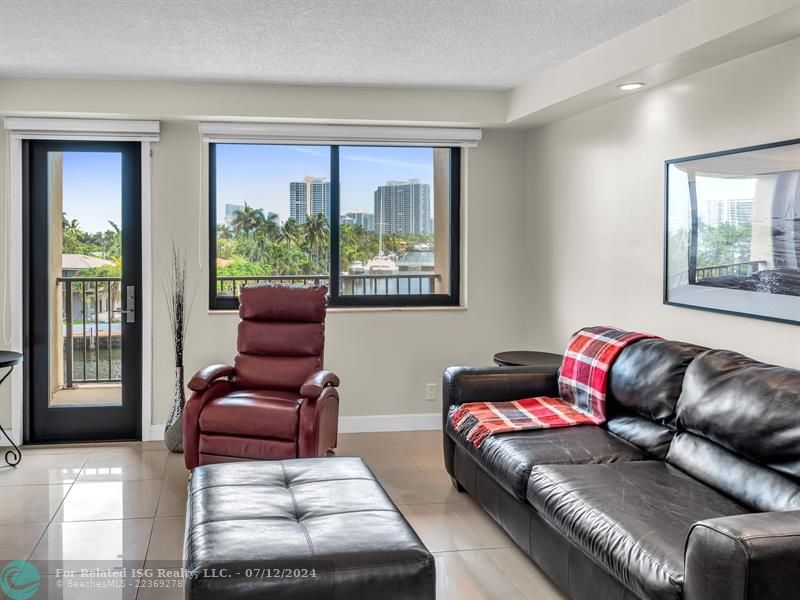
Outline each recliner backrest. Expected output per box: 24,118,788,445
605,339,707,458
666,350,800,512
234,284,327,391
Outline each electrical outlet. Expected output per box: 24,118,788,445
426,383,437,401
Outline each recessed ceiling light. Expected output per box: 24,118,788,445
618,82,645,91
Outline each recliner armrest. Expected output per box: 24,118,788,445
684,510,800,600
187,364,235,392
300,369,340,399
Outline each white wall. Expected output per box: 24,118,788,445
150,123,528,424
0,105,528,429
3,36,798,433
525,38,800,367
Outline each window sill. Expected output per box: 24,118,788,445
207,305,467,315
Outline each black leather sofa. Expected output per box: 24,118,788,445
443,338,800,600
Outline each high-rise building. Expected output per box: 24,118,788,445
373,179,431,236
289,176,330,224
224,203,245,225
701,198,754,227
341,211,375,231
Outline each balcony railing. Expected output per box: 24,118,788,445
57,273,444,386
217,273,442,297
217,275,328,298
57,277,122,388
695,260,767,281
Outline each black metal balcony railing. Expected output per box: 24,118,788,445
217,275,327,298
57,277,122,388
216,273,442,297
695,260,767,280
340,273,440,295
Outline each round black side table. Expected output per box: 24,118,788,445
0,351,23,467
493,350,562,369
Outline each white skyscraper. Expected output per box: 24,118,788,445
289,176,331,224
373,179,431,236
701,198,754,227
341,211,375,231
224,203,245,225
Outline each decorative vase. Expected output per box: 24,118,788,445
164,365,185,452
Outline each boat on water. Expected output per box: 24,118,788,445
347,260,366,275
366,220,400,274
366,254,399,274
413,243,431,251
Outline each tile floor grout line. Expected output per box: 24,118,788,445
8,433,562,600
25,447,93,560
150,462,171,522
483,547,544,600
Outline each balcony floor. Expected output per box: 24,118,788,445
51,383,121,407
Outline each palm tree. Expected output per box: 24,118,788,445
303,213,329,272
278,218,302,247
102,221,121,259
230,203,266,236
217,223,233,240
62,215,88,254
261,212,281,240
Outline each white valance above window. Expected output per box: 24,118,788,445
3,117,160,142
198,122,481,147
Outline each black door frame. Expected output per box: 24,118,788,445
23,140,142,442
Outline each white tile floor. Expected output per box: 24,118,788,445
1,431,567,599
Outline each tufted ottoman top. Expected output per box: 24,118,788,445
184,457,435,600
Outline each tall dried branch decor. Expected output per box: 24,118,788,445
163,243,195,452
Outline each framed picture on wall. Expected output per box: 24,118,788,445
664,138,800,325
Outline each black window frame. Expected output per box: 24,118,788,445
208,143,461,310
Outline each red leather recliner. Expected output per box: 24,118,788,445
183,284,339,469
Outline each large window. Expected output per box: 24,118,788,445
209,143,460,309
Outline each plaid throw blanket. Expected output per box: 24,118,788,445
451,326,656,447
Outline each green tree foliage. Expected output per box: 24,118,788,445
230,202,266,236
62,215,122,276
697,222,752,267
216,212,434,278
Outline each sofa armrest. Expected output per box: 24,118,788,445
300,369,340,400
187,364,235,392
442,365,559,416
684,510,800,600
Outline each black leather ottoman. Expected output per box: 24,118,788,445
184,457,435,599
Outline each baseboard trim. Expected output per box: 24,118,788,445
0,428,21,447
145,412,441,441
338,412,441,433
146,423,165,442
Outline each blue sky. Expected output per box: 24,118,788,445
61,146,436,234
667,165,757,228
62,152,122,233
216,144,435,223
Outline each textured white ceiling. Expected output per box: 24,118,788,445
0,0,687,90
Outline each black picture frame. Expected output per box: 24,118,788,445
663,138,800,326
208,143,461,310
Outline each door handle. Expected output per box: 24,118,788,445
113,285,136,323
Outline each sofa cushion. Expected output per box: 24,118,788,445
605,339,707,458
200,390,302,440
527,462,748,600
667,350,800,511
446,410,647,500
